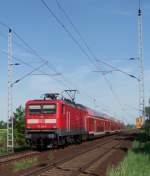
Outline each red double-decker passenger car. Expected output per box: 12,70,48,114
25,93,124,149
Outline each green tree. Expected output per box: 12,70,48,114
13,106,26,146
142,119,150,140
126,124,135,129
145,106,150,120
0,121,6,129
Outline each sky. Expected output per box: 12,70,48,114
0,0,150,124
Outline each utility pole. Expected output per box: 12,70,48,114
7,29,14,152
138,0,145,121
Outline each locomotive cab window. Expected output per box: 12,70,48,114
43,104,56,114
29,105,41,114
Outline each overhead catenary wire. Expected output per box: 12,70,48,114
102,75,133,122
0,49,74,89
40,0,97,67
0,22,82,90
11,61,48,86
1,49,100,106
0,23,101,108
55,0,95,59
54,0,137,121
0,3,134,115
54,0,139,81
0,21,62,74
0,2,135,118
0,23,74,89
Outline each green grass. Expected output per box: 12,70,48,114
0,129,7,142
0,129,7,155
0,147,8,156
12,157,38,172
107,140,150,176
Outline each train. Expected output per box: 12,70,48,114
25,93,124,149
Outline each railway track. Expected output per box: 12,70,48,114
0,134,117,166
21,134,122,176
40,141,120,176
0,132,133,176
0,151,39,164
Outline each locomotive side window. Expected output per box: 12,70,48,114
29,105,41,114
43,104,56,114
62,104,65,114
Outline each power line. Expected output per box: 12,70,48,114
11,61,48,86
0,24,101,108
40,0,136,121
1,1,134,117
0,23,74,88
102,75,131,122
0,22,80,89
0,21,61,74
0,49,74,89
40,0,97,67
53,0,137,120
54,0,139,81
55,0,96,60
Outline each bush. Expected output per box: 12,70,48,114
13,106,26,147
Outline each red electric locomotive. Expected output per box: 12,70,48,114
25,93,124,149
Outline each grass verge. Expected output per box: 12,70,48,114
107,139,150,176
0,148,8,156
12,157,38,172
0,129,7,156
0,129,6,143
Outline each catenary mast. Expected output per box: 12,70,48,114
7,29,14,152
138,0,145,120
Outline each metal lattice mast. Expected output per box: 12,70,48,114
7,29,14,152
138,0,145,119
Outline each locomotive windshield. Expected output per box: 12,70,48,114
43,104,56,114
28,104,56,114
29,105,41,114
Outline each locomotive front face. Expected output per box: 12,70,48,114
26,103,57,129
25,101,60,148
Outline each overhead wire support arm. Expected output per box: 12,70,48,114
95,59,140,81
11,61,48,86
